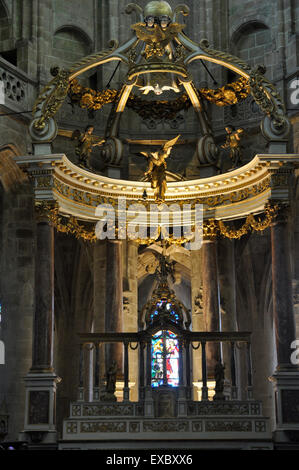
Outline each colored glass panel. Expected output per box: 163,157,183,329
151,330,179,387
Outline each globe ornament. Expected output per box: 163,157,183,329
144,1,173,20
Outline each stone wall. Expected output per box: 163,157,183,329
0,183,35,440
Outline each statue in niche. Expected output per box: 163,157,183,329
221,126,244,169
213,362,226,401
72,125,105,168
140,135,180,202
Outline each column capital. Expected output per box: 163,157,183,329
34,200,57,223
269,202,290,226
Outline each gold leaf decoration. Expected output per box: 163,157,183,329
67,76,250,120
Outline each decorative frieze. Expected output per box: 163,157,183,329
80,421,126,433
66,422,78,434
129,422,140,432
254,420,267,432
143,420,189,432
71,405,81,417
194,402,250,416
205,420,252,432
82,404,134,416
192,421,203,432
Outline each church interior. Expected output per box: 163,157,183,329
0,0,299,452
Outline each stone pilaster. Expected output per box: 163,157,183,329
105,240,123,374
31,202,55,372
123,240,139,401
218,237,238,398
271,205,297,370
270,204,299,442
202,220,221,378
20,201,59,447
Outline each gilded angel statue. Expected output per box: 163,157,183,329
72,125,105,168
140,134,180,203
221,126,244,169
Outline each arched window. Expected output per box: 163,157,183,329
151,330,179,387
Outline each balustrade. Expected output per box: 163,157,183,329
76,331,253,403
0,58,33,112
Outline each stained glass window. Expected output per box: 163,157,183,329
151,330,179,387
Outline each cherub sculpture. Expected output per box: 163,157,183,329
140,134,180,203
131,15,184,58
221,126,244,168
72,125,105,168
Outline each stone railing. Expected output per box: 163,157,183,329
76,330,253,403
0,57,35,113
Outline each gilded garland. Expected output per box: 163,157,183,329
46,202,279,243
49,206,98,242
218,203,279,239
68,76,250,121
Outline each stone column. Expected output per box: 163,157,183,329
123,240,139,401
20,202,59,446
105,240,123,373
202,221,221,378
31,205,54,372
271,206,296,370
218,237,238,398
270,205,299,441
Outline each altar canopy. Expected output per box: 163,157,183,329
1,0,298,452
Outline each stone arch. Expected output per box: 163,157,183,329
230,20,273,68
52,26,92,67
0,340,4,365
0,144,27,192
0,0,11,44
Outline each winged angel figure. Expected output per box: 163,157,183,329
72,125,105,169
140,134,180,203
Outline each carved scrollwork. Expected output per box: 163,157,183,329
30,68,70,142
125,3,143,22
173,4,190,22
249,66,290,137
